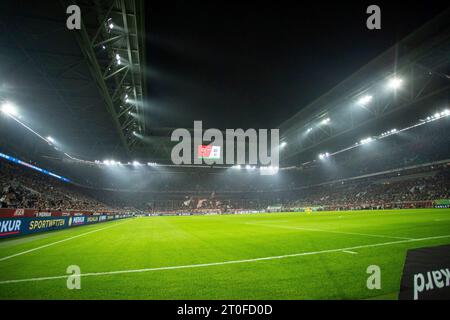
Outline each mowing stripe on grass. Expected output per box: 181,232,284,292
245,222,413,240
0,220,132,262
1,233,449,285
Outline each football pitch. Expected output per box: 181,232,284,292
0,209,450,300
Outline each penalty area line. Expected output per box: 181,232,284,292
342,250,358,254
0,219,132,263
1,234,449,285
245,222,413,240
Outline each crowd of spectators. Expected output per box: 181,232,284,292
0,144,449,213
281,166,450,210
139,163,450,212
0,159,113,211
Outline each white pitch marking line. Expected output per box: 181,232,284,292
0,219,132,262
1,234,449,285
342,250,358,254
245,222,413,240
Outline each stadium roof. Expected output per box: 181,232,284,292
279,9,450,166
0,3,448,168
0,0,147,159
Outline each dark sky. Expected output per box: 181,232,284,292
145,1,449,131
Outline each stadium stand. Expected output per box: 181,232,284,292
1,108,449,214
2,154,448,214
0,158,111,211
281,164,450,210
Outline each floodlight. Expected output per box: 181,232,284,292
358,95,373,106
387,77,403,90
360,137,374,145
109,23,114,29
133,161,140,166
46,136,55,144
434,113,440,119
280,142,287,148
1,102,18,116
318,152,330,160
320,118,330,125
306,128,313,133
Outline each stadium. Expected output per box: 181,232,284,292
0,1,449,303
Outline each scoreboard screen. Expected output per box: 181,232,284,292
198,145,221,160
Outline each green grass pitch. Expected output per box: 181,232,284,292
1,209,450,300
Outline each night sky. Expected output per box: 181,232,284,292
145,1,449,131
